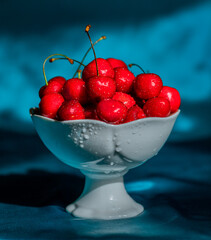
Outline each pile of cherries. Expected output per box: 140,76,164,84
38,26,180,125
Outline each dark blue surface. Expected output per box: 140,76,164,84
1,0,211,239
0,130,211,239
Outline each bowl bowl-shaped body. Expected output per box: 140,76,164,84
30,108,180,219
30,109,180,176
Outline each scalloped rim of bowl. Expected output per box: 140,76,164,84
30,107,180,127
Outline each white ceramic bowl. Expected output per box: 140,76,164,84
30,108,180,220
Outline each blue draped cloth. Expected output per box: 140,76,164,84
0,130,210,239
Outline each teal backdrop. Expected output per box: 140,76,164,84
0,1,211,239
0,0,211,141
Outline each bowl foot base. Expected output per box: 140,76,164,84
66,174,144,220
66,202,143,220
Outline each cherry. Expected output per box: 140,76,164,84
58,100,85,121
107,58,127,69
129,64,163,99
143,97,171,117
82,58,114,81
134,73,163,99
62,78,89,105
39,86,46,98
97,99,127,124
158,86,181,113
112,92,136,109
39,93,64,119
39,77,65,98
114,67,135,93
49,76,66,86
86,76,116,102
124,105,146,123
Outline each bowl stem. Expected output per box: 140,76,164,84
66,172,144,220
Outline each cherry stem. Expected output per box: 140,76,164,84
77,70,82,79
43,53,74,86
128,63,146,74
85,25,99,76
73,35,106,78
49,57,86,67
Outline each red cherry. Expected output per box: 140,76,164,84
39,76,66,98
62,78,88,105
96,99,127,124
134,73,163,99
112,92,136,109
143,97,171,117
58,100,85,121
124,105,146,123
49,76,66,86
158,86,181,113
114,67,135,93
107,58,127,69
39,85,46,98
86,76,116,102
39,93,64,119
82,58,114,81
39,81,64,98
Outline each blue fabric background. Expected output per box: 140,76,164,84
0,0,211,239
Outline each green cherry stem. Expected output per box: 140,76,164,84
73,35,106,78
43,53,74,86
77,70,82,79
128,63,146,74
49,57,86,67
